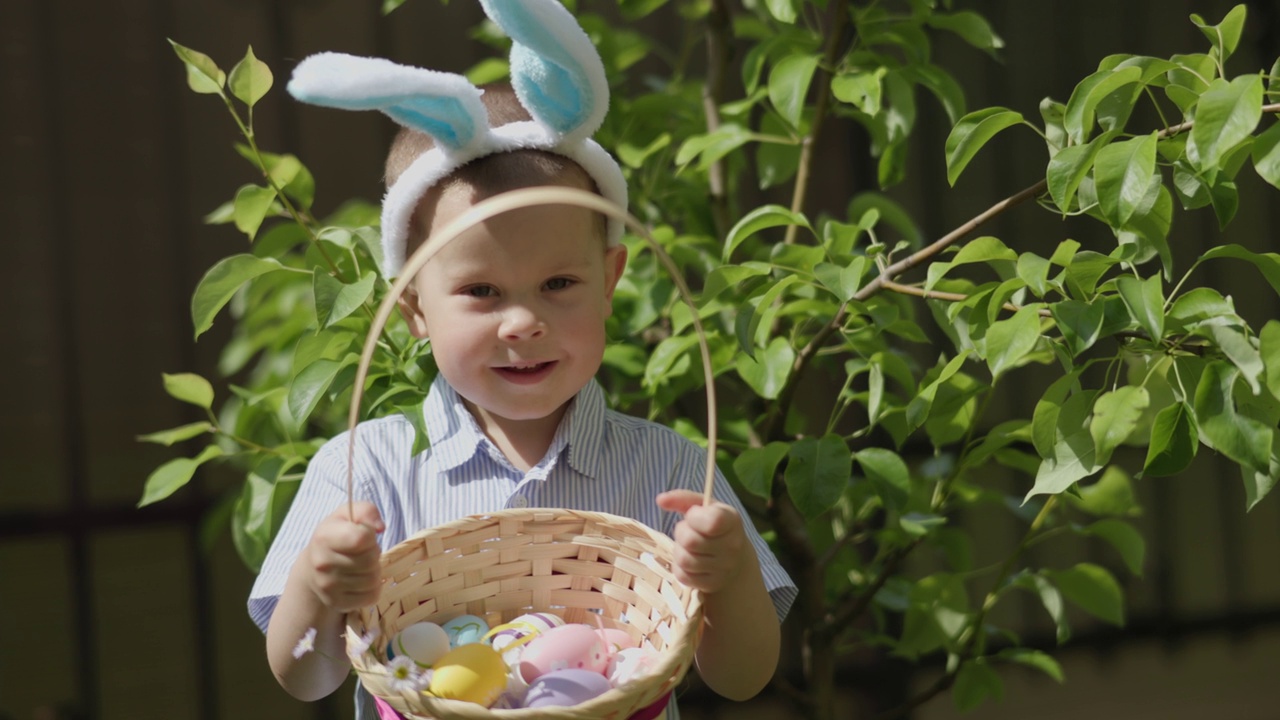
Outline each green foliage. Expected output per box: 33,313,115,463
148,4,1280,717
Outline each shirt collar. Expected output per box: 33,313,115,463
422,374,607,479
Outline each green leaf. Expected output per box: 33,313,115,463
288,358,345,425
768,54,820,129
737,275,802,354
1194,361,1273,472
735,336,795,399
814,257,868,302
233,184,277,239
312,270,376,329
1047,133,1111,212
734,442,790,499
138,445,223,507
1090,386,1150,466
1242,459,1280,512
397,402,432,457
1017,252,1052,297
191,254,286,339
1143,402,1199,477
162,372,215,409
228,46,273,107
1071,465,1142,517
833,68,886,116
1063,66,1142,144
1208,324,1264,394
906,63,966,126
953,659,1003,713
1081,518,1146,576
764,0,796,23
1190,4,1247,62
674,123,751,170
926,236,1017,290
784,434,851,519
756,115,800,189
1094,131,1158,228
985,305,1042,380
997,648,1065,683
1050,300,1104,357
944,107,1024,185
1014,573,1070,642
1029,389,1099,500
1251,121,1280,190
465,57,509,85
855,447,910,511
137,421,215,447
723,205,811,261
1116,274,1164,342
168,39,225,95
907,352,971,432
1189,75,1264,170
1261,320,1280,398
927,11,1004,54
1199,244,1280,298
1048,563,1125,626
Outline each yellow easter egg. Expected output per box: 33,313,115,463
429,644,508,707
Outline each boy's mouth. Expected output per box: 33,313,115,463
494,361,556,382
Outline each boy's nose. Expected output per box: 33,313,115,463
500,305,546,341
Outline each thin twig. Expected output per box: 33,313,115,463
783,1,852,245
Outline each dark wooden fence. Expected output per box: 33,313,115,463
3,1,1278,718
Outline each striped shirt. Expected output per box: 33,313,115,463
249,374,796,717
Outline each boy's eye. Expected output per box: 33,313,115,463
544,277,574,291
464,285,496,298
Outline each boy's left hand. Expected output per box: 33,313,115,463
656,490,750,594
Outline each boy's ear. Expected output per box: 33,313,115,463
397,285,431,339
602,244,627,314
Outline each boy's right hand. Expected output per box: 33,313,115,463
303,502,385,612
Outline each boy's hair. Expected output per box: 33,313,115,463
385,83,607,254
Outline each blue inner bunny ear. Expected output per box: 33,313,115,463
287,53,488,153
479,0,608,138
509,45,588,135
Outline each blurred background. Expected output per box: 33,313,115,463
3,0,1279,718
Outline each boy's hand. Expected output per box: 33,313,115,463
303,502,385,612
656,490,750,594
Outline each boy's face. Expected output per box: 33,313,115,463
398,184,627,429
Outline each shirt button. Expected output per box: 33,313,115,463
511,495,529,508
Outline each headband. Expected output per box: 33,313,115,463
285,0,627,278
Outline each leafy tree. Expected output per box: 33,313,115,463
141,2,1280,716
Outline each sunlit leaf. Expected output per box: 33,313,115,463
769,54,820,129
191,254,286,339
1189,75,1264,170
137,421,215,447
168,39,225,95
162,372,215,409
228,46,273,107
1090,386,1150,466
138,445,223,507
1094,131,1157,228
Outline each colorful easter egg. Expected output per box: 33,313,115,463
518,624,609,683
522,668,613,708
485,612,565,664
607,646,660,687
428,644,507,707
440,614,490,647
386,622,451,667
601,627,637,653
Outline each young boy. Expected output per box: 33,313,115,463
249,3,795,716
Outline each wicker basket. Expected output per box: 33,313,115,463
341,188,719,719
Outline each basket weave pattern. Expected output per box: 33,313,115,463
347,508,704,719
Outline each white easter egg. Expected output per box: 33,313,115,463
388,622,451,668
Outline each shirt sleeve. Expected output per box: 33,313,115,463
246,430,366,634
666,440,798,624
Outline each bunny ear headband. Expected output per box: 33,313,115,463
286,0,627,278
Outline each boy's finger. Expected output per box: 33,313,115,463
655,489,705,516
349,501,386,533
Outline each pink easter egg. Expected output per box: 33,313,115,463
518,624,609,683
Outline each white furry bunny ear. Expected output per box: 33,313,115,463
479,0,610,142
287,52,489,156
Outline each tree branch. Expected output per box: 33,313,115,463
702,0,733,240
783,1,853,245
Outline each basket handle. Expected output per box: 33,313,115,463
344,186,718,521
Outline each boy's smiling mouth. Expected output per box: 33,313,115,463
494,361,557,382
